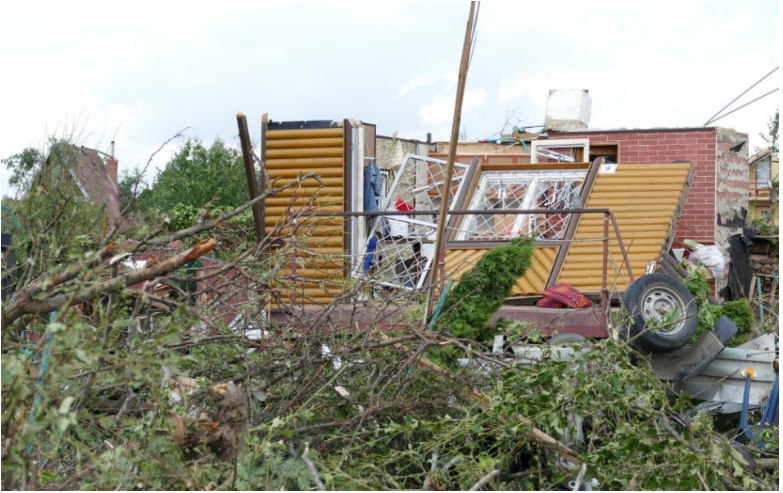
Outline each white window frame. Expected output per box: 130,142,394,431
755,159,772,189
531,138,590,164
456,169,587,241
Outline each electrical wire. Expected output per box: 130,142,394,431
704,66,779,125
706,88,779,126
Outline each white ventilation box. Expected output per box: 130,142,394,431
545,89,592,131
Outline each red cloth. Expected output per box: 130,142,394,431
536,297,567,308
537,283,591,309
394,198,414,212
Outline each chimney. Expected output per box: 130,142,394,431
106,141,118,187
545,89,592,131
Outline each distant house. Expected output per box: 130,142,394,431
747,150,779,225
41,143,122,223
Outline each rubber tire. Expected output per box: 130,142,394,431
548,333,587,346
622,273,698,354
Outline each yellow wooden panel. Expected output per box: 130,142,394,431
443,246,559,297
267,147,343,159
265,126,346,306
276,187,344,197
266,137,344,149
266,157,344,169
557,163,692,293
265,196,344,207
267,128,344,140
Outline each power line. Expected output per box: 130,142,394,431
705,87,779,126
704,66,779,126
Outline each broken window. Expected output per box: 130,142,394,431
589,142,619,164
455,169,587,241
356,155,473,290
530,138,589,164
756,158,771,189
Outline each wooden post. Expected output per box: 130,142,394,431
425,1,479,321
237,113,265,244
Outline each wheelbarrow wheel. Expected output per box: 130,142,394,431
622,273,698,353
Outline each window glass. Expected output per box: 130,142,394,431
756,160,771,188
457,169,586,240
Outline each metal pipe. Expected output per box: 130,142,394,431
601,213,609,318
608,212,635,283
296,208,613,218
757,276,764,324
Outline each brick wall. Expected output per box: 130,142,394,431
714,128,750,293
548,128,718,245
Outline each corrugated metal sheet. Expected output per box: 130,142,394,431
556,163,693,292
444,246,559,296
266,127,346,305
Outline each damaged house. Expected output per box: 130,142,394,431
38,142,122,224
260,90,748,313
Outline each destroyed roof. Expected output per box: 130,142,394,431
547,125,719,134
48,145,122,222
437,126,725,146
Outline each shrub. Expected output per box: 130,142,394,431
431,236,535,366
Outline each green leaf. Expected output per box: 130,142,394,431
58,396,74,414
56,416,71,433
1,355,24,385
73,348,91,365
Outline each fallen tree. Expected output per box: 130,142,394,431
1,140,777,491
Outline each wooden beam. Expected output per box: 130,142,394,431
237,113,265,244
426,1,479,320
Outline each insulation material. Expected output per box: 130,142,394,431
265,127,346,306
443,246,559,296
556,163,694,293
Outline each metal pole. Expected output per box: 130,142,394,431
426,1,479,320
608,212,635,283
297,207,613,218
237,113,265,244
601,212,610,323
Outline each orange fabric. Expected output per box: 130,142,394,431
539,283,591,308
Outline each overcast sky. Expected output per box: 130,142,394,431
0,1,779,196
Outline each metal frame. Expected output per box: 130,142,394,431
547,158,601,287
305,207,635,315
355,154,473,290
452,168,588,242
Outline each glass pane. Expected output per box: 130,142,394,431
456,169,586,240
461,172,533,240
756,161,771,188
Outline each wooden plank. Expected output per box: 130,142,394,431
237,113,265,244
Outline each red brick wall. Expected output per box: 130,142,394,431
547,129,718,244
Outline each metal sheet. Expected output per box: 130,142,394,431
557,163,693,293
671,334,777,411
504,334,777,411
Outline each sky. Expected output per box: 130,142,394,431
0,1,779,196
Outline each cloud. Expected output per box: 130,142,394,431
1,1,778,195
419,88,486,126
495,44,778,150
398,75,442,97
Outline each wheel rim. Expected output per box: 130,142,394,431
640,286,687,335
